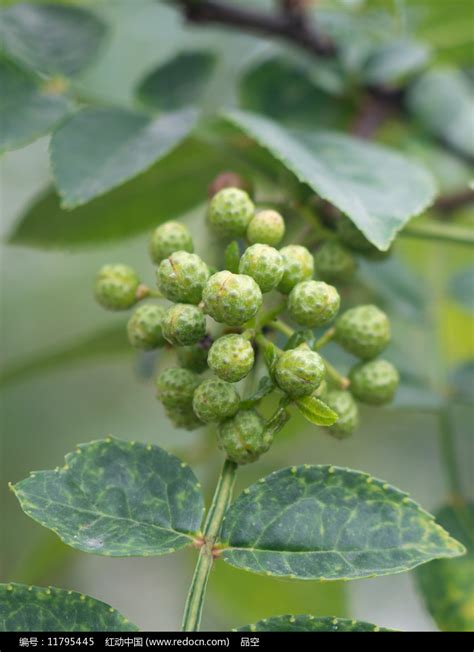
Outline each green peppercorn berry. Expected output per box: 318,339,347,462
274,345,325,398
238,244,284,293
202,271,262,327
247,209,285,246
217,409,272,464
349,359,399,405
127,304,166,350
177,337,212,374
155,367,200,412
156,251,209,304
314,241,357,282
208,187,255,238
277,245,314,294
166,408,203,431
149,221,194,264
207,334,254,383
162,303,206,346
335,304,390,360
337,215,391,259
192,379,240,423
287,280,340,327
95,264,140,311
324,389,359,439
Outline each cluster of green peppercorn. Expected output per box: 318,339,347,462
94,183,399,464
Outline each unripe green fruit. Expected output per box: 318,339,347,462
192,379,240,423
202,271,262,326
349,359,399,405
247,209,285,246
277,245,314,294
155,367,200,412
337,216,390,259
166,408,203,431
156,251,209,305
208,187,254,237
324,389,359,439
149,221,194,264
335,304,390,360
274,345,325,398
95,264,140,311
238,244,284,293
177,338,212,374
162,304,206,346
127,304,166,350
314,241,357,282
207,334,254,383
287,280,340,327
217,409,272,464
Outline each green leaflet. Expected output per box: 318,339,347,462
0,57,70,153
223,110,436,250
0,3,106,77
237,614,393,632
0,583,138,632
219,465,464,580
295,396,338,427
416,503,474,632
13,438,204,556
137,51,217,111
50,106,197,208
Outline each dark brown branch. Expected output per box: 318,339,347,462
434,187,474,214
174,0,335,57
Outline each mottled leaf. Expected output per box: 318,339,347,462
13,438,204,556
450,266,474,313
223,110,436,250
0,583,137,632
50,106,197,208
0,3,106,77
0,57,70,152
407,70,474,160
416,503,474,632
138,50,216,111
238,614,393,632
295,396,338,427
219,465,465,580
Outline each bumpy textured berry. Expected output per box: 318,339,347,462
177,337,212,374
166,408,203,431
192,379,240,423
349,359,399,405
127,304,166,350
274,345,325,398
277,245,314,294
324,389,359,439
149,221,194,264
314,241,357,282
207,334,254,383
156,251,209,304
162,304,206,346
217,409,272,464
202,271,262,327
287,280,340,327
208,187,254,238
95,264,139,311
238,244,284,293
335,304,390,360
247,209,285,246
155,367,200,412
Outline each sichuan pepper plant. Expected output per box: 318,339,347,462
1,0,473,634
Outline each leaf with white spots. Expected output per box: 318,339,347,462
238,614,393,632
0,583,138,631
219,465,465,580
13,438,204,556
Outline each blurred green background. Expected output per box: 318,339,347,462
1,0,473,632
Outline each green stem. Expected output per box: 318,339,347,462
401,221,474,247
256,300,287,330
272,318,294,338
181,459,237,632
314,327,336,350
324,358,350,390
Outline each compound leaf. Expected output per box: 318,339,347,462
237,614,393,632
13,438,204,556
295,396,338,427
